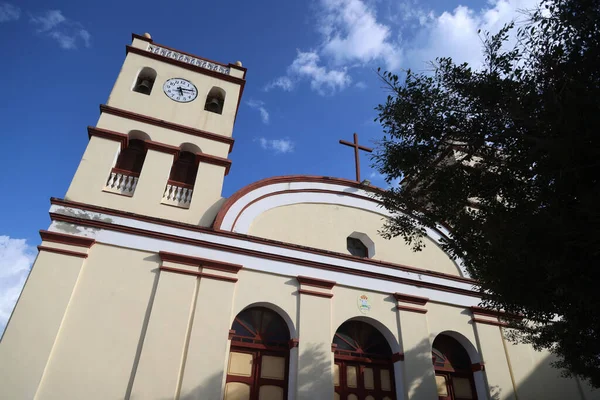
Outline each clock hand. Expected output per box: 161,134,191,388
177,87,184,96
180,88,195,92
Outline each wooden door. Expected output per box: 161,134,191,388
334,360,395,400
224,348,287,400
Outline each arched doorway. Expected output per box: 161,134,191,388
224,307,290,400
433,335,478,400
333,320,396,400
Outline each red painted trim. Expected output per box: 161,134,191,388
144,140,179,155
228,329,236,339
111,167,140,177
213,175,384,230
126,45,245,86
88,126,232,175
159,251,242,273
49,198,478,288
394,292,429,306
396,305,428,314
288,338,299,349
37,245,88,258
472,317,509,327
229,188,378,233
99,104,235,153
131,33,153,43
391,352,405,362
49,211,482,298
211,176,471,285
298,289,333,298
167,180,195,190
160,266,238,283
471,362,485,372
297,275,336,289
39,230,95,248
88,126,127,149
333,353,392,365
471,306,523,320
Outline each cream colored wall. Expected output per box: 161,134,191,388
64,135,226,226
0,251,85,400
34,244,159,399
107,51,241,137
248,203,461,276
504,337,583,400
2,238,592,400
130,267,198,399
97,112,230,159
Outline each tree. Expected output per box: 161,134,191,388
373,0,600,387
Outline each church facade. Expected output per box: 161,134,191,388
0,34,597,400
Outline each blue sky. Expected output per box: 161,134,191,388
0,0,536,331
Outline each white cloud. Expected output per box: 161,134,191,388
246,99,270,124
0,2,20,22
264,76,294,92
0,236,35,335
355,81,367,89
257,138,295,154
292,50,352,95
268,50,351,95
318,0,401,69
269,0,536,95
30,9,65,32
30,9,91,50
403,0,538,71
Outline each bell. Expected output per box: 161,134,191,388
205,97,222,113
134,79,153,95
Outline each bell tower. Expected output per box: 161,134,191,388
65,33,246,226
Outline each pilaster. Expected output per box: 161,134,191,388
296,276,335,400
470,307,517,400
0,231,94,399
177,254,241,399
394,292,438,400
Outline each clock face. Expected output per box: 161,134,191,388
163,78,198,103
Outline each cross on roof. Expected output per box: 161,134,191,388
339,133,373,182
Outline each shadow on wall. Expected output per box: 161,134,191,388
143,344,332,400
297,343,335,395
400,337,504,400
509,351,600,400
401,337,436,399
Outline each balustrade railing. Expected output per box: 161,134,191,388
161,180,194,208
103,168,139,196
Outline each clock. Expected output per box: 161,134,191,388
163,78,198,103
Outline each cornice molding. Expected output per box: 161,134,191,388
39,230,96,248
159,251,242,273
87,126,232,175
297,275,336,289
49,197,477,287
99,104,235,153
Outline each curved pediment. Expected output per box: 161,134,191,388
215,176,467,277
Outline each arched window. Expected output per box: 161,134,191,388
168,151,198,187
225,307,290,400
205,86,226,114
114,139,147,174
432,335,477,400
133,67,157,95
333,321,396,400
